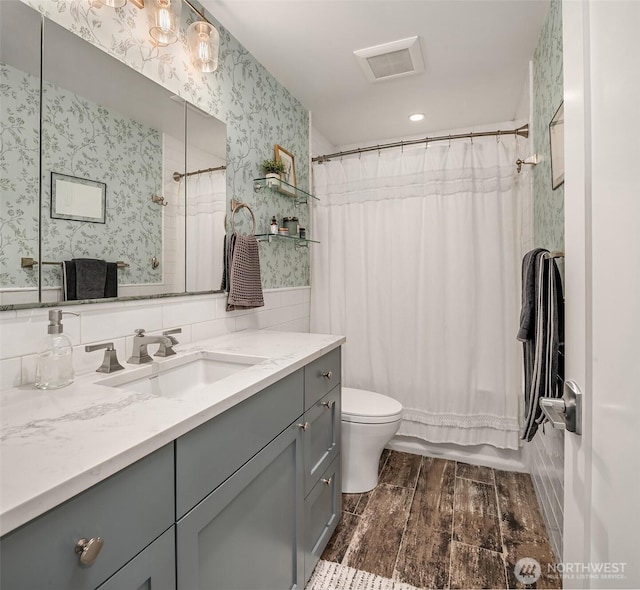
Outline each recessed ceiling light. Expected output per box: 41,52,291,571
409,113,424,122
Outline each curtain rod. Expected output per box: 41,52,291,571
312,124,529,163
173,164,227,182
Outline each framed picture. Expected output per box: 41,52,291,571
51,172,106,223
274,144,296,195
549,101,564,190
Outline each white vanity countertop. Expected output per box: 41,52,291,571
0,330,345,536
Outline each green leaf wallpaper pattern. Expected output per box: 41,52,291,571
533,0,564,253
0,64,40,289
24,0,310,290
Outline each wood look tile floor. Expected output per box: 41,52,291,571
322,450,562,589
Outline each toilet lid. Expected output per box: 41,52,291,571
341,387,403,424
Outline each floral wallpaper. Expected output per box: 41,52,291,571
40,76,163,287
533,0,564,253
23,0,311,290
0,64,40,290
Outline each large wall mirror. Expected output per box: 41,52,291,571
0,0,226,307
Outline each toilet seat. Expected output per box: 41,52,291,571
341,387,403,424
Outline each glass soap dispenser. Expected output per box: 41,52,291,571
35,309,77,390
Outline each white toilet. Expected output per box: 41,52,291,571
341,387,403,494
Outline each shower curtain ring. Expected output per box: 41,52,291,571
448,135,452,148
401,141,404,154
497,130,502,143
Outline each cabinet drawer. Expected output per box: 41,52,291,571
304,348,341,410
0,444,174,590
97,526,175,590
303,385,341,496
176,369,304,518
304,454,341,583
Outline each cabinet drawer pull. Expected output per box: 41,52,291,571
321,400,335,409
75,537,104,566
321,477,333,486
321,370,333,380
297,422,310,431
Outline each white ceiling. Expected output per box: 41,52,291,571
204,0,549,148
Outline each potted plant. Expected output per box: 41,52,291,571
262,159,286,188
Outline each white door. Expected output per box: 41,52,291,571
563,1,640,588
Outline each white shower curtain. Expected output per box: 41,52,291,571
185,170,226,291
311,139,523,449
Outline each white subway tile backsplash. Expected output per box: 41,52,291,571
0,288,311,388
0,358,22,389
191,318,235,341
0,310,81,359
21,354,38,385
162,297,217,328
81,304,163,344
74,338,127,377
279,287,310,307
270,317,309,333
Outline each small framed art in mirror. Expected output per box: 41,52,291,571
51,172,106,223
549,101,564,190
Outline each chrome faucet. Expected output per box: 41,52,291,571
127,329,174,364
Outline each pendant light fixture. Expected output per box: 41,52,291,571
187,19,219,73
149,0,181,46
91,0,219,73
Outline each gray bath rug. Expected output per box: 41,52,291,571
306,560,422,590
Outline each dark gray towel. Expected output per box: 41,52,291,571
62,260,76,301
105,262,118,298
75,258,107,300
518,249,564,441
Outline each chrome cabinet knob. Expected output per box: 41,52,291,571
321,400,335,409
297,422,310,431
321,371,333,380
321,477,333,486
75,537,104,566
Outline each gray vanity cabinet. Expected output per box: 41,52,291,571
176,421,304,590
97,527,176,590
0,346,343,590
0,444,174,590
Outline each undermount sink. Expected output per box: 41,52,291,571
97,351,266,397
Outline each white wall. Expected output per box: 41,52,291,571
0,288,310,391
310,125,337,159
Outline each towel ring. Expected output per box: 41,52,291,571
229,202,256,234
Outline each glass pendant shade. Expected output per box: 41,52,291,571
187,21,219,73
149,0,181,46
101,0,128,6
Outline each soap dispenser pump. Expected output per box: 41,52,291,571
35,309,77,390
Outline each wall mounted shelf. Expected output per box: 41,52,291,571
256,234,319,248
253,178,319,206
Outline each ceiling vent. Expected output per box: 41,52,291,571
354,36,424,83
